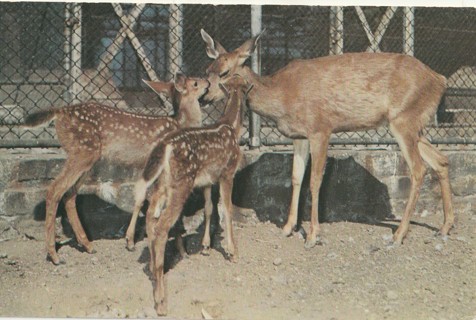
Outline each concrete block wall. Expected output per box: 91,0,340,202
0,148,474,233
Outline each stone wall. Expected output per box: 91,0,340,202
0,148,474,237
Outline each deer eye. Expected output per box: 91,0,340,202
219,70,230,78
194,81,198,87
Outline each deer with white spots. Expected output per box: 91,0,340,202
22,73,210,265
130,75,252,316
200,29,455,248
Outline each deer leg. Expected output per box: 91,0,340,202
126,178,152,251
305,133,330,249
390,123,426,244
283,139,310,236
63,176,95,254
45,155,98,264
201,186,213,255
146,198,160,277
219,177,237,262
418,136,455,235
152,185,190,316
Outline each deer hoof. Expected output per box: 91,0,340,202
125,238,135,252
437,223,453,237
282,223,295,237
304,236,321,249
392,228,407,245
47,253,65,265
155,301,168,316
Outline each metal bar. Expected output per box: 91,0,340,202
0,139,62,148
97,4,145,75
70,3,82,104
112,4,172,109
112,3,158,82
329,6,344,55
355,6,380,52
403,7,415,56
63,3,72,104
372,7,398,46
168,4,183,81
249,5,262,149
260,135,475,146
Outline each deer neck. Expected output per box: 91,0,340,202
219,91,245,138
236,67,284,122
175,98,202,128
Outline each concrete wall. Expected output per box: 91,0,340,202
0,148,474,238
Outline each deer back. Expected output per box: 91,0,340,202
201,30,446,138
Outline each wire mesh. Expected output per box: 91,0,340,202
0,4,475,147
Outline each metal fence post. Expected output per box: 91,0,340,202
168,4,183,80
329,6,344,55
66,3,82,105
403,7,415,56
249,5,262,148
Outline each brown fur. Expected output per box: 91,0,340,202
130,76,251,316
201,29,455,248
24,75,209,265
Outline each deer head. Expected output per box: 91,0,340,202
143,73,209,127
200,29,264,103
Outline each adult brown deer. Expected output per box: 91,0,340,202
200,29,455,248
23,74,210,265
131,75,252,316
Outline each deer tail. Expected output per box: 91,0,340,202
142,143,173,184
22,109,57,128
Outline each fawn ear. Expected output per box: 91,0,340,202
201,29,227,59
174,72,187,93
143,79,174,98
236,28,265,65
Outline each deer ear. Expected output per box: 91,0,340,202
236,29,265,64
201,29,227,59
143,79,174,98
174,72,187,93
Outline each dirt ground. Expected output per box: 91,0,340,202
0,206,475,320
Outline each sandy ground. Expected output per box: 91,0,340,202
0,207,475,320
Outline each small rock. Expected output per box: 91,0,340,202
5,259,17,266
0,253,7,259
368,245,380,253
386,290,398,300
202,307,213,319
435,244,443,251
273,258,282,266
326,252,337,259
420,209,431,218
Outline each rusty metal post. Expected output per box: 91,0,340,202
168,4,183,81
249,5,262,148
329,6,344,55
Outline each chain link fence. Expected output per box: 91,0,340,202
1,4,475,147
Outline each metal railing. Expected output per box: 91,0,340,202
0,4,475,148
